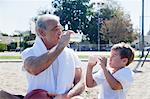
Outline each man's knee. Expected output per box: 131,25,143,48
0,90,10,98
0,90,20,99
71,96,84,99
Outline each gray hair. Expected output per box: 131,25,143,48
35,14,60,31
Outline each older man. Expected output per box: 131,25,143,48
0,14,84,99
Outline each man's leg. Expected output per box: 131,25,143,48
0,90,21,99
71,96,84,99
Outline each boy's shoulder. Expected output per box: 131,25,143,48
114,67,133,77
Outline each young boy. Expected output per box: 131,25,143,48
86,42,135,99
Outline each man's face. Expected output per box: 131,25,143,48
45,20,64,45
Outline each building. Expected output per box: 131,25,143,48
0,33,20,44
132,35,150,50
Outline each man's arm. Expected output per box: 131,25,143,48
67,68,85,98
24,32,72,75
24,45,65,75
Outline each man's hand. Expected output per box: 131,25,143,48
58,30,74,48
48,93,58,98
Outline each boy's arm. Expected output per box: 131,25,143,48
99,57,123,90
86,64,97,88
102,68,123,90
86,55,99,88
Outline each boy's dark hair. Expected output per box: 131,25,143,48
111,42,135,66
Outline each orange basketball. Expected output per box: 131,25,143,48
24,89,52,99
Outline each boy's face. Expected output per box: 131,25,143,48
109,50,127,69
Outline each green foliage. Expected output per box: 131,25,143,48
37,0,137,45
7,42,17,51
23,34,36,41
101,7,138,44
1,33,8,36
11,34,20,37
51,0,118,44
35,1,95,43
52,0,91,33
0,43,7,52
22,33,36,49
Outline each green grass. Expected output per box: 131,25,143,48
0,54,150,60
0,56,21,60
79,55,150,59
78,55,110,59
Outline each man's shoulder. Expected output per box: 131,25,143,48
22,47,33,55
64,47,75,53
21,47,34,60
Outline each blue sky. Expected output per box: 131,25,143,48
0,0,150,35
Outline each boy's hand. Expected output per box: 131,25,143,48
88,55,99,68
98,56,107,69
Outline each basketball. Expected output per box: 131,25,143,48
24,89,52,99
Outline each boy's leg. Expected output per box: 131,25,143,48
0,90,22,99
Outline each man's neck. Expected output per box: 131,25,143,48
41,38,56,50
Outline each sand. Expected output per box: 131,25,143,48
0,61,150,99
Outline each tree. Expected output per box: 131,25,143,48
39,0,137,45
0,43,7,52
1,33,8,36
86,3,115,44
51,0,112,44
52,0,91,32
22,31,36,49
51,0,120,44
37,8,53,15
100,7,138,44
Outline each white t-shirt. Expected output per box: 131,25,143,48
93,67,134,99
21,37,81,94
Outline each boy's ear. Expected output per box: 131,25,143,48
122,58,128,66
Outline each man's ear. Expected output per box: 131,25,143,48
37,28,46,37
122,58,128,66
